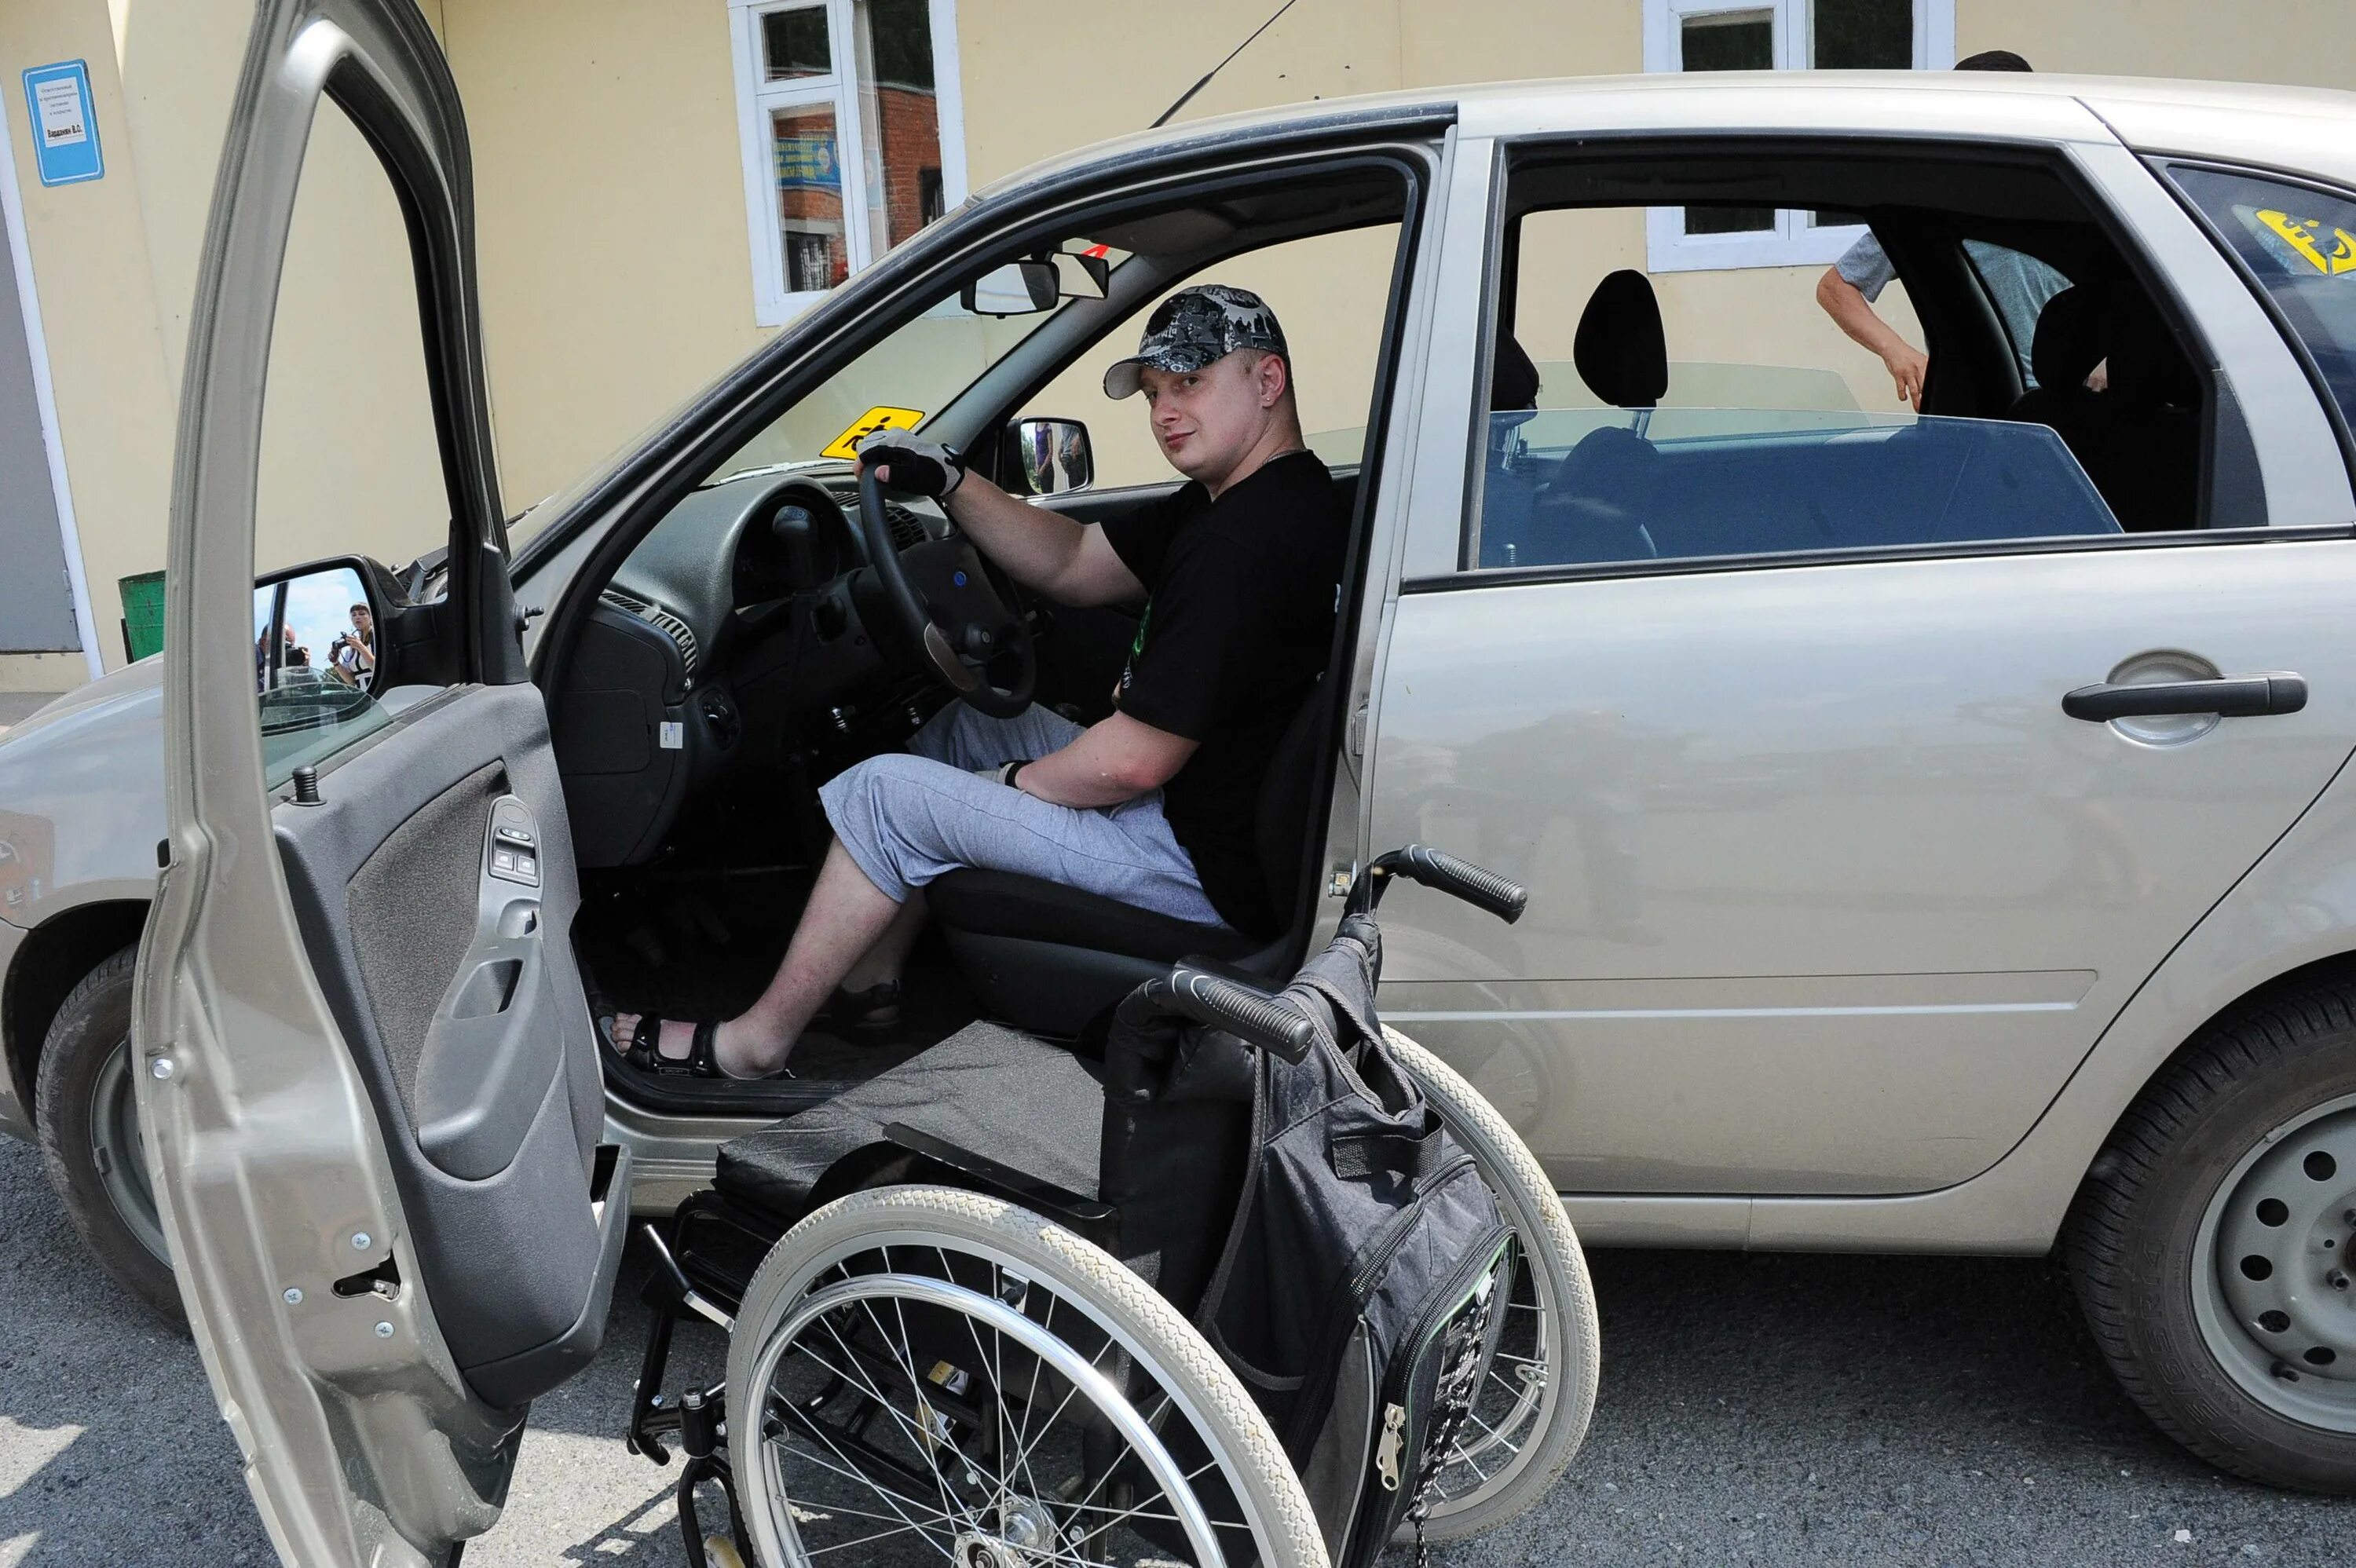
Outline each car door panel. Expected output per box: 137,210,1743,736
137,2,613,1559
270,682,623,1402
1370,539,2356,1194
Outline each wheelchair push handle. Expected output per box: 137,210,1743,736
1158,965,1319,1064
1348,843,1528,923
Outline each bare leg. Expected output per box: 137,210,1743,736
843,889,926,992
609,839,904,1076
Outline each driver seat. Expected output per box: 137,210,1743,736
926,679,1333,1036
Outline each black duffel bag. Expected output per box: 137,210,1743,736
1101,913,1511,1568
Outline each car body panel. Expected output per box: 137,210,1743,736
1372,538,2356,1194
0,72,2350,1266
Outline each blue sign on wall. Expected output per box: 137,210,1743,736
21,61,103,187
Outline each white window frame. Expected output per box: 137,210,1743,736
728,0,969,327
1640,0,1953,272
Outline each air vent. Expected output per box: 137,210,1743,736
884,502,926,551
600,587,698,679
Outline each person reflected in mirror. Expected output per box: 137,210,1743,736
601,284,1348,1079
330,602,376,693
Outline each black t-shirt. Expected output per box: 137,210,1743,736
1101,450,1348,937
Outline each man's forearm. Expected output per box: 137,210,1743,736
1015,711,1197,810
942,476,1092,596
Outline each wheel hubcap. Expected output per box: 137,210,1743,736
86,1039,170,1264
2198,1095,2356,1427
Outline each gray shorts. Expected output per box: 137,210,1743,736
818,703,1229,929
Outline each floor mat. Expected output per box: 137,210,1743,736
573,866,979,1084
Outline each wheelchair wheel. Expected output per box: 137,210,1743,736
726,1184,1328,1568
1383,1026,1600,1542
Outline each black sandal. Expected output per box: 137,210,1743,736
598,1008,792,1081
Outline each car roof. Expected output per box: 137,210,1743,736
978,72,2356,208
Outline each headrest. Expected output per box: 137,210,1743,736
2029,287,2102,392
2099,285,2201,409
1491,331,1541,411
1573,269,1668,410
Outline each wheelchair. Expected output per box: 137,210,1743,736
623,846,1600,1568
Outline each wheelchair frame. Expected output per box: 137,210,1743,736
620,846,1568,1568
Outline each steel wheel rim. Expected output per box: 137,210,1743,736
739,1230,1279,1568
86,1037,169,1263
2194,1090,2356,1431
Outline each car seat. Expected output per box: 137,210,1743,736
1487,269,1670,568
2006,282,2201,532
927,676,1336,1035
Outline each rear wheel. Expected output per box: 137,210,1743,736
2068,982,2356,1491
1381,1026,1598,1539
726,1184,1327,1568
34,943,181,1326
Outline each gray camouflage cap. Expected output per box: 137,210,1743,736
1103,284,1289,399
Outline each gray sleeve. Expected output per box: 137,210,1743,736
1834,232,1896,304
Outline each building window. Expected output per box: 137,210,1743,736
1639,0,1953,272
729,0,968,325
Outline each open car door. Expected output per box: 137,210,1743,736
134,2,626,1563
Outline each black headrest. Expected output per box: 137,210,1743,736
1491,331,1541,411
2029,286,2102,392
2100,285,2201,409
1574,269,1669,410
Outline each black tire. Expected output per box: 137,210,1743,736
2065,981,2356,1491
34,942,183,1326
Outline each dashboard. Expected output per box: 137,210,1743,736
553,462,949,866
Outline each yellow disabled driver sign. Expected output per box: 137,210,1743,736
823,405,926,462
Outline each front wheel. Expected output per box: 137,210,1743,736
35,943,182,1326
726,1184,1328,1568
2067,983,2356,1491
1382,1026,1599,1539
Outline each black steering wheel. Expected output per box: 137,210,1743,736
857,465,1037,718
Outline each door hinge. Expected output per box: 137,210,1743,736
1348,700,1369,758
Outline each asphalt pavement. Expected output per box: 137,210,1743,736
3,1129,2351,1566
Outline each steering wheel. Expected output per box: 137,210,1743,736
857,465,1037,718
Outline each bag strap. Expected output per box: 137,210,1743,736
1330,1120,1446,1182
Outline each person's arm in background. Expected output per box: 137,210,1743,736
1817,266,1928,410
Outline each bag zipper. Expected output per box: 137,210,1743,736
1345,1225,1512,1567
1283,1151,1476,1455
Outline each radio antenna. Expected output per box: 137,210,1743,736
1149,0,1305,129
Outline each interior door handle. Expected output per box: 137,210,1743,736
2062,674,2308,722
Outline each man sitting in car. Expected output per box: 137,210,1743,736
604,284,1348,1078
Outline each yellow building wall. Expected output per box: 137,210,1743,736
10,0,2356,680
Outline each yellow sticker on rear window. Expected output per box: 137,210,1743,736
821,405,926,461
2257,209,2356,276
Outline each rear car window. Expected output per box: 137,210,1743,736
2168,164,2356,439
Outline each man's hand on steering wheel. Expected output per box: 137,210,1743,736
856,429,966,500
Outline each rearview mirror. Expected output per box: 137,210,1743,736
962,261,1059,317
1006,418,1094,496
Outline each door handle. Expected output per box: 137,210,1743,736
2062,674,2307,722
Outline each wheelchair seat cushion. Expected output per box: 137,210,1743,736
714,1021,1107,1216
925,868,1261,963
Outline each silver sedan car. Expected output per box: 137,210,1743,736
13,1,2356,1545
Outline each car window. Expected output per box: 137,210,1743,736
247,100,431,780
2168,164,2356,440
1017,225,1403,491
1470,173,2210,572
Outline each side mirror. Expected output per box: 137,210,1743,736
251,556,410,782
962,260,1059,317
1005,418,1094,496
